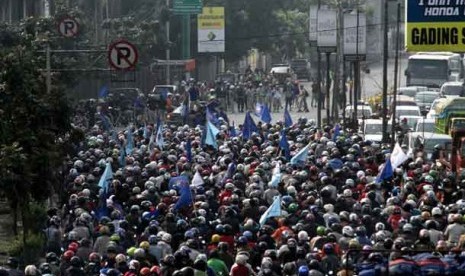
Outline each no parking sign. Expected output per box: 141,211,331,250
108,40,139,70
58,17,79,38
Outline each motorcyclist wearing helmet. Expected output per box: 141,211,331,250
321,243,340,275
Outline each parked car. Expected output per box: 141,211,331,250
395,105,422,118
290,59,311,80
427,98,448,118
414,91,440,115
216,72,240,84
270,64,293,84
397,86,428,97
362,119,391,142
345,104,373,119
415,118,436,133
405,132,452,160
152,85,178,95
440,81,464,98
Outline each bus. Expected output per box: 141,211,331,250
435,97,465,134
405,52,463,88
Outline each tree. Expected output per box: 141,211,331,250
0,12,81,248
204,0,313,63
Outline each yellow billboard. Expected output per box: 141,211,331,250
197,7,225,53
406,1,465,52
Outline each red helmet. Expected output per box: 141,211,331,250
150,266,161,275
63,250,74,261
140,267,151,276
68,242,79,252
89,252,101,263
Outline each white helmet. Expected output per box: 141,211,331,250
342,226,354,237
345,179,355,187
432,207,442,216
375,222,385,231
298,231,309,241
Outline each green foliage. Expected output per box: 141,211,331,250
7,234,45,265
204,0,312,61
22,202,48,236
0,7,79,242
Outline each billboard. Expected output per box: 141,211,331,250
406,1,465,52
343,13,366,56
309,6,318,42
317,9,337,50
197,7,225,53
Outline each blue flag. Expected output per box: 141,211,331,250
242,111,258,140
259,196,282,226
174,182,193,211
376,158,393,183
290,144,310,165
205,121,220,149
169,176,190,190
254,102,263,117
333,124,341,142
119,146,126,167
182,104,189,124
98,85,108,98
98,162,113,194
284,108,293,128
261,105,272,124
254,103,272,123
206,107,219,126
221,162,236,184
230,121,237,137
143,124,150,140
125,128,134,155
186,138,192,162
99,113,112,131
156,119,164,150
279,131,290,160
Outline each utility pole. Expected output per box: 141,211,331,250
46,43,51,94
333,1,343,122
166,0,170,84
382,0,389,143
391,2,401,148
326,52,331,123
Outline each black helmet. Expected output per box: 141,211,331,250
70,256,82,267
39,263,52,274
6,257,18,267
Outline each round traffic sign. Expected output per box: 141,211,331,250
108,40,139,70
58,17,79,38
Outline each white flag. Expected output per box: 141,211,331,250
191,170,204,187
390,143,408,169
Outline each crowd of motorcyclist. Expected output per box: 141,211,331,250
9,68,465,276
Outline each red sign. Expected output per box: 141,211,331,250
58,17,79,38
108,40,139,70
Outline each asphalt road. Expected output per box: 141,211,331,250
225,57,408,125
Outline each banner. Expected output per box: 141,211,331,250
197,7,225,53
309,6,318,42
406,1,465,52
317,9,337,49
343,13,366,56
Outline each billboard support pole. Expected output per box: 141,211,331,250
166,0,170,84
391,2,401,149
317,0,322,129
382,0,389,143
